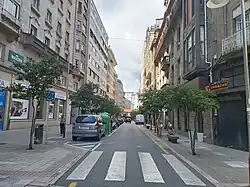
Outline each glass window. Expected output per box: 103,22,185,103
10,98,29,120
48,101,55,119
58,100,65,119
200,26,205,55
76,20,81,32
30,25,37,37
76,115,97,123
32,0,40,10
234,74,244,87
46,9,52,23
4,0,20,19
36,99,44,119
76,40,80,51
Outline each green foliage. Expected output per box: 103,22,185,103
139,85,219,115
11,57,62,99
70,83,122,116
10,57,62,149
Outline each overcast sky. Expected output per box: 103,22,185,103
94,0,164,92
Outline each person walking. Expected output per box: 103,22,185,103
60,114,66,138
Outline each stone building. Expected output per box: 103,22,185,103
0,0,90,129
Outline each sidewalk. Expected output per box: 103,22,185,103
0,125,87,187
142,127,248,187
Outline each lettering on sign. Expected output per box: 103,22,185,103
205,82,228,92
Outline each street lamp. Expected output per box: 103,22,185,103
207,0,250,184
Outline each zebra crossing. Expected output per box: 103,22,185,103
65,151,207,186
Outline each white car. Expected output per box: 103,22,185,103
135,114,145,125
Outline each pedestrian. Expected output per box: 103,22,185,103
60,114,66,138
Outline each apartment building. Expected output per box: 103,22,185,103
115,79,125,108
141,23,160,92
151,0,213,142
0,0,90,129
72,0,90,85
87,0,108,97
206,0,250,151
106,46,118,100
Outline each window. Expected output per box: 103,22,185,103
0,43,5,61
57,22,62,35
177,26,181,43
32,0,40,10
36,99,44,119
76,115,97,123
65,31,69,42
76,40,80,51
59,0,63,9
46,9,52,23
82,24,86,33
30,25,37,36
200,26,205,55
89,67,92,76
74,82,79,90
56,46,60,54
4,0,20,19
76,20,81,31
45,37,50,47
78,1,82,13
67,10,71,20
58,100,65,119
48,101,55,119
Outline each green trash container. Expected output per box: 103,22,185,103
100,112,111,136
34,124,44,144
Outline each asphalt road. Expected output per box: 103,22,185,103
55,122,215,187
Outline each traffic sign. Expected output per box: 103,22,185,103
46,91,55,102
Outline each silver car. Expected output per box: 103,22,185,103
72,114,105,141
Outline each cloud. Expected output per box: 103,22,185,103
94,0,164,92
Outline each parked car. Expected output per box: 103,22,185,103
125,117,131,123
72,114,105,141
117,118,124,126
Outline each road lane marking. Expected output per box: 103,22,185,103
223,161,248,168
138,152,164,183
68,182,77,187
67,151,103,180
141,129,220,186
162,154,206,186
105,151,126,181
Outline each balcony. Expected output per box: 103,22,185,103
0,8,21,42
160,55,170,72
70,64,84,78
20,32,71,70
222,25,250,57
154,0,182,62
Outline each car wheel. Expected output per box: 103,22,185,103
72,136,77,141
96,133,101,141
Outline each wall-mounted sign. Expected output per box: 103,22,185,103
8,50,24,64
205,81,228,92
0,79,9,88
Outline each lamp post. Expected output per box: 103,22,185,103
207,0,250,184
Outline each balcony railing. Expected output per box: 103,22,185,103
222,25,250,56
154,0,181,61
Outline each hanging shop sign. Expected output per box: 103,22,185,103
205,81,228,92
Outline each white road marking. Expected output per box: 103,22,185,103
67,151,103,180
92,142,101,151
223,161,248,168
162,154,206,186
105,151,126,181
198,146,212,151
138,152,164,183
213,152,225,156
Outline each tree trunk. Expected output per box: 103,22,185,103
28,98,37,150
190,110,197,155
153,113,156,133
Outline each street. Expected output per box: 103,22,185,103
56,122,214,187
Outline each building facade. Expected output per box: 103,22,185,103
106,46,118,100
115,79,125,108
0,0,91,130
206,0,250,151
149,0,213,143
87,0,108,97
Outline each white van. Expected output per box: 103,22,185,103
135,114,145,125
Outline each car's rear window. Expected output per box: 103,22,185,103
76,116,97,123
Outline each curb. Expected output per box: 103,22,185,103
139,127,222,187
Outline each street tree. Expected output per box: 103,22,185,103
70,83,100,113
11,57,62,150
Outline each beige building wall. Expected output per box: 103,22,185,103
0,0,86,129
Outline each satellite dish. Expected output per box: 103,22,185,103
207,0,229,9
